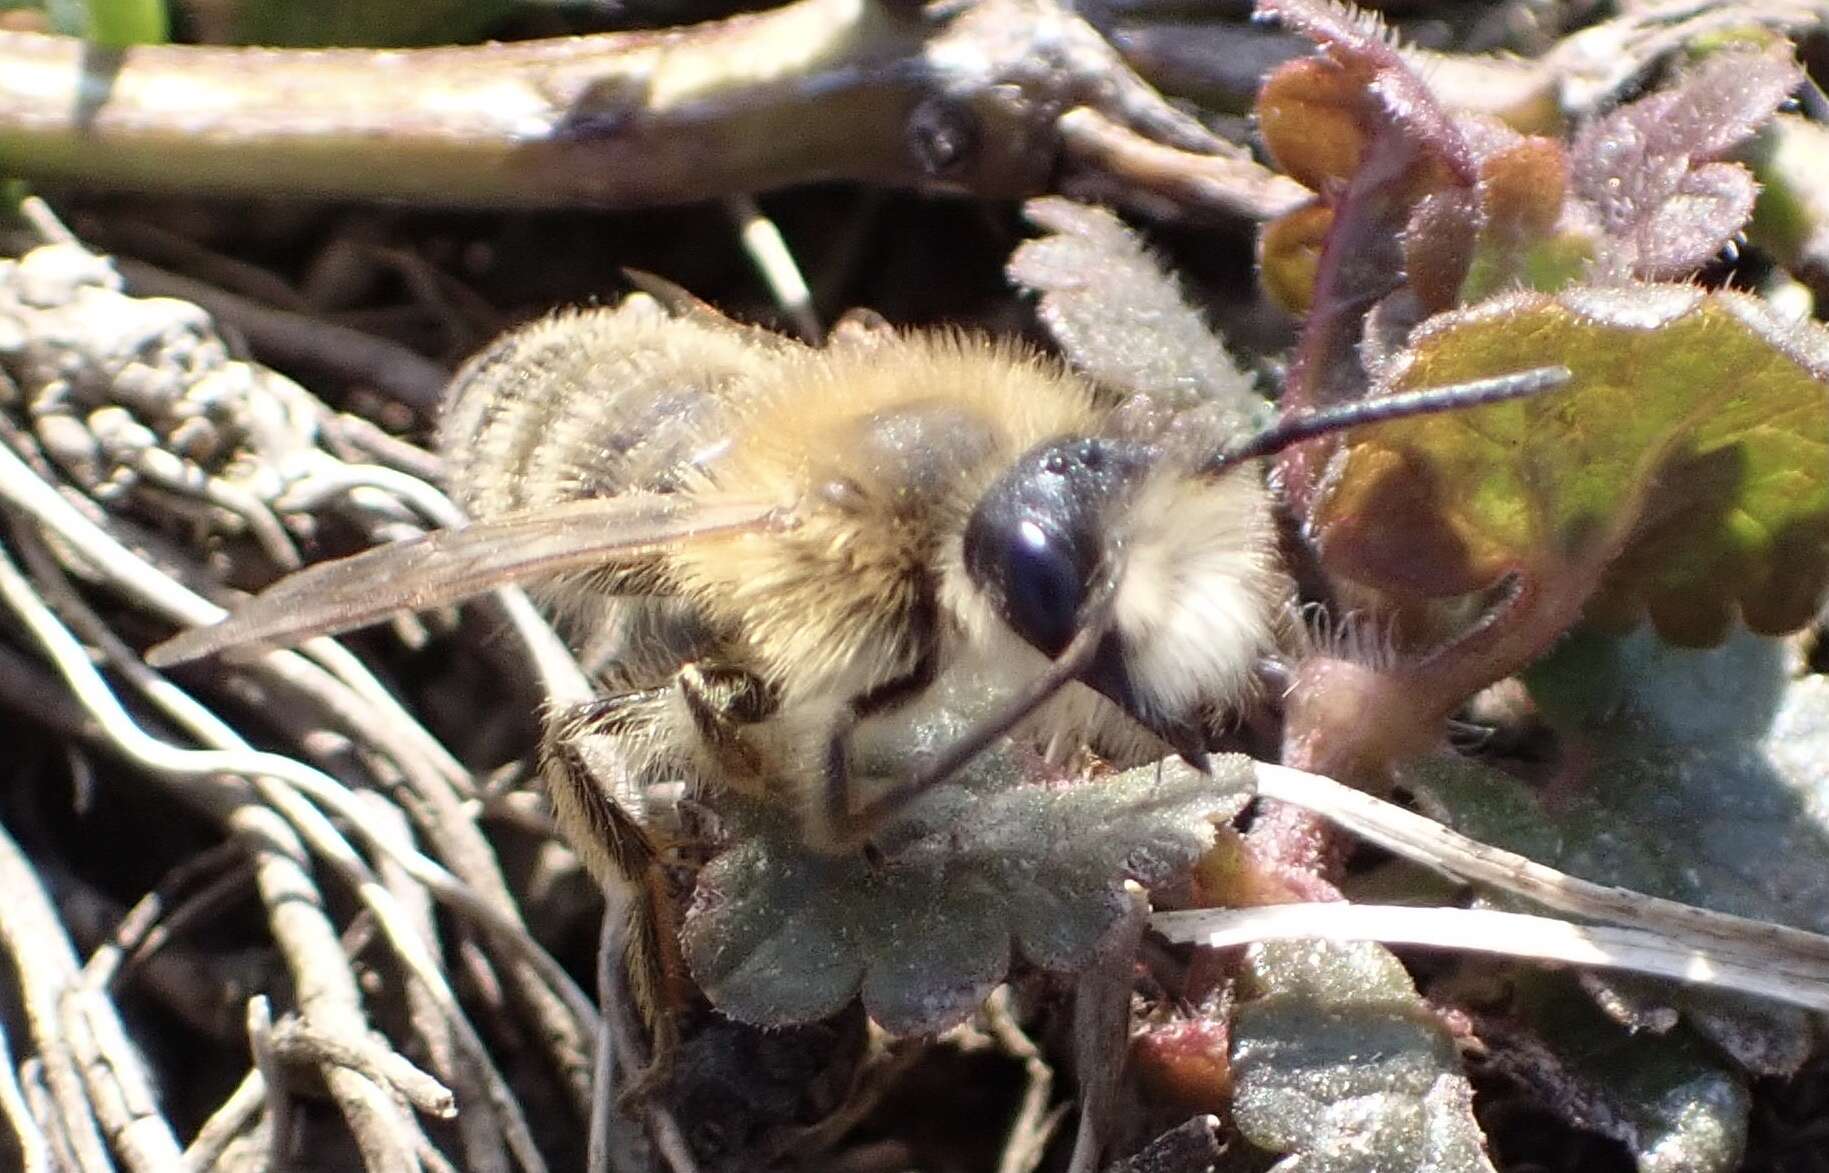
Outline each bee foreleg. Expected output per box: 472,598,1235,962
539,699,687,1085
814,646,943,851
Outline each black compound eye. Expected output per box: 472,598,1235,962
965,436,1157,660
1000,519,1085,657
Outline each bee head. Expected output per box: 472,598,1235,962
962,436,1242,766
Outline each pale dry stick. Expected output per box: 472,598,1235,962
268,637,477,799
81,213,315,312
727,195,823,343
0,434,595,1031
0,821,113,1173
11,523,454,845
415,1135,464,1173
982,987,1067,1173
125,445,304,571
270,464,599,1107
19,1060,82,1173
245,997,295,1170
368,792,510,1173
0,226,473,809
1152,903,1829,1010
262,638,598,1114
0,546,419,1170
5,534,538,1167
0,1017,52,1173
1056,106,1313,222
9,570,551,1172
266,1018,456,1120
784,1027,926,1164
277,460,597,706
80,844,250,992
0,270,585,1130
177,1067,262,1172
59,987,185,1171
1253,762,1829,967
0,0,1277,221
326,413,446,485
117,259,448,414
1,821,184,1171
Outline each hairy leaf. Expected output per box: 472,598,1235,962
1254,0,1479,416
1407,628,1829,1076
1008,197,1268,439
1396,629,1829,1165
681,750,1251,1032
1570,44,1801,280
1230,939,1494,1172
1481,971,1753,1173
1309,284,1829,646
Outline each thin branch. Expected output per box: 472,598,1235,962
0,541,419,1167
0,820,113,1173
727,195,822,343
266,1017,456,1119
177,1068,263,1173
984,988,1065,1173
0,0,1276,221
0,1016,53,1173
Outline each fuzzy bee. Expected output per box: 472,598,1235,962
149,204,1563,1062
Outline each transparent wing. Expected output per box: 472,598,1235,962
147,494,784,666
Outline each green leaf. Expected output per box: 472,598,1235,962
1310,284,1829,646
1009,198,1270,443
47,0,168,43
1404,627,1829,1081
1391,628,1829,1167
681,753,1252,1033
1491,971,1752,1173
1229,939,1494,1173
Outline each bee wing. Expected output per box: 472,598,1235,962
147,495,784,666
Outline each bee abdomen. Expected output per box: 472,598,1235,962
437,300,772,519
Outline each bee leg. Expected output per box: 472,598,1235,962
816,651,942,850
676,662,778,788
539,697,688,1093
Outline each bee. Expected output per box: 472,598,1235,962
149,268,1564,1066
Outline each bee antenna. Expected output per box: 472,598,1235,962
1205,364,1571,475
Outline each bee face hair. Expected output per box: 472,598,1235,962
963,436,1279,761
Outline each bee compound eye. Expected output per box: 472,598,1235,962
1000,518,1086,657
965,436,1156,659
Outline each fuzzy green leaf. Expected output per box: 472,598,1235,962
682,753,1251,1033
1009,197,1267,438
1230,939,1494,1173
1490,971,1752,1173
1393,629,1824,1173
1405,627,1829,1086
1309,285,1829,645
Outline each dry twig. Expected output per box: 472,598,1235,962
0,0,1290,223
